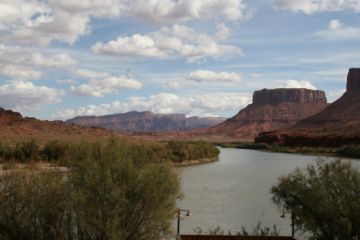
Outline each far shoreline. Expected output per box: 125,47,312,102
173,156,219,167
215,142,360,160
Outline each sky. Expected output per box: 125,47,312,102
1,0,360,120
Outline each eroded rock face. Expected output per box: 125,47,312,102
66,111,225,132
0,108,22,118
253,88,327,106
347,68,360,91
256,68,360,147
0,107,23,124
202,88,328,140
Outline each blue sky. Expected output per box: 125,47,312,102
0,0,360,120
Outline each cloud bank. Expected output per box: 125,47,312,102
53,92,251,120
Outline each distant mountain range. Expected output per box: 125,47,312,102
66,111,226,132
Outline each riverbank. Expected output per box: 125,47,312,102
0,156,220,175
173,157,219,167
215,142,348,158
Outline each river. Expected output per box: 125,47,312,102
176,148,359,236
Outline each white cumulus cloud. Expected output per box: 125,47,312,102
3,7,90,47
187,70,242,83
52,92,251,120
91,24,241,62
70,76,142,97
130,0,251,24
280,79,317,90
275,0,360,14
32,53,77,68
0,44,77,69
0,44,77,81
2,0,250,47
49,0,126,19
0,81,65,111
0,65,42,80
0,0,52,31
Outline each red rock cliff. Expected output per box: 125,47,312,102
347,68,360,91
253,88,327,106
202,88,327,140
256,68,360,147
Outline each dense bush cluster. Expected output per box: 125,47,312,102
272,160,360,239
235,142,269,150
336,145,360,158
166,140,220,162
0,138,219,164
0,140,68,162
0,138,181,239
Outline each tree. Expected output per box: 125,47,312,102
271,159,360,240
0,138,181,240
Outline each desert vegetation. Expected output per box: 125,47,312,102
0,138,219,164
0,137,181,239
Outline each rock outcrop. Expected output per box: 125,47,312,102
66,111,225,132
256,68,360,147
252,88,327,106
347,68,360,91
199,88,328,140
0,108,23,124
0,107,111,142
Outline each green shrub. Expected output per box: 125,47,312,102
13,139,40,162
0,143,14,161
272,159,360,239
0,138,220,164
0,138,181,240
337,145,360,158
166,140,219,163
41,140,69,161
235,142,269,150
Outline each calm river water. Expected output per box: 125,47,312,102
176,148,359,236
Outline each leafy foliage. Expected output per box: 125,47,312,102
0,138,219,164
271,159,360,240
0,138,180,240
337,145,360,158
42,140,69,161
166,140,220,163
